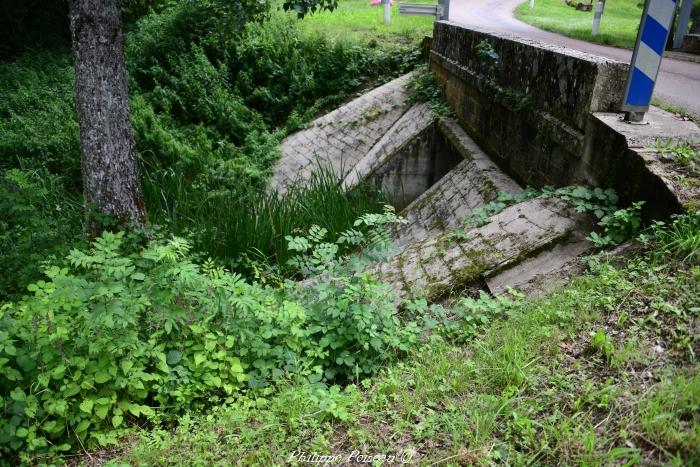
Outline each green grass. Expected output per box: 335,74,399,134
294,0,435,44
142,166,388,276
515,0,644,49
108,216,700,465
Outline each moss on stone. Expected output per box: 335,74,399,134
683,199,700,212
453,248,488,284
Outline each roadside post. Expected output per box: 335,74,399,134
621,0,678,123
438,0,450,20
672,0,692,49
530,0,535,8
591,0,605,36
383,0,391,23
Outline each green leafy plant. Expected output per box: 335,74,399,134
452,186,642,248
543,185,619,219
474,39,500,76
459,188,540,229
541,186,645,247
655,138,699,165
587,202,644,247
406,65,453,116
500,87,535,112
285,204,407,277
0,206,416,461
591,330,615,364
409,291,519,343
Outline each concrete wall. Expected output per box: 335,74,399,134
367,123,463,210
585,108,700,219
429,21,628,188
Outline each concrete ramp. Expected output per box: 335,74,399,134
269,73,418,195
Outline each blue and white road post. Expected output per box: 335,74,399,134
621,0,678,123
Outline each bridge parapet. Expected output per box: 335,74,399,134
431,21,627,132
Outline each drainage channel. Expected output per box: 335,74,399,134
365,119,464,211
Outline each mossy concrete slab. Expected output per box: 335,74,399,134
373,196,588,301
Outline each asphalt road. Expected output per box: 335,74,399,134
447,0,700,115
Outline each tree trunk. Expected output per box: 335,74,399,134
68,0,146,234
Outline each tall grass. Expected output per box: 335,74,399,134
651,211,700,264
142,166,388,274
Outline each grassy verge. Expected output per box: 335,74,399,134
515,0,643,49
110,216,700,465
294,0,435,44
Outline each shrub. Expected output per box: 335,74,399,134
0,211,416,460
0,51,80,184
0,169,83,302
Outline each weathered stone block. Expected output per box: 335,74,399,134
681,34,700,55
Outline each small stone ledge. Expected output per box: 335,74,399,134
374,196,587,301
485,230,592,298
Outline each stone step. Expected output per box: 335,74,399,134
269,73,416,195
393,117,522,246
372,196,591,301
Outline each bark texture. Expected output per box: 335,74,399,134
68,0,146,232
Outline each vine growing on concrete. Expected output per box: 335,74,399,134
406,66,454,117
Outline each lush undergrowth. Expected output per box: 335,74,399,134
144,168,388,275
0,209,418,461
111,213,700,466
0,1,425,299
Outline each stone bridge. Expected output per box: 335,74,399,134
269,22,700,301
